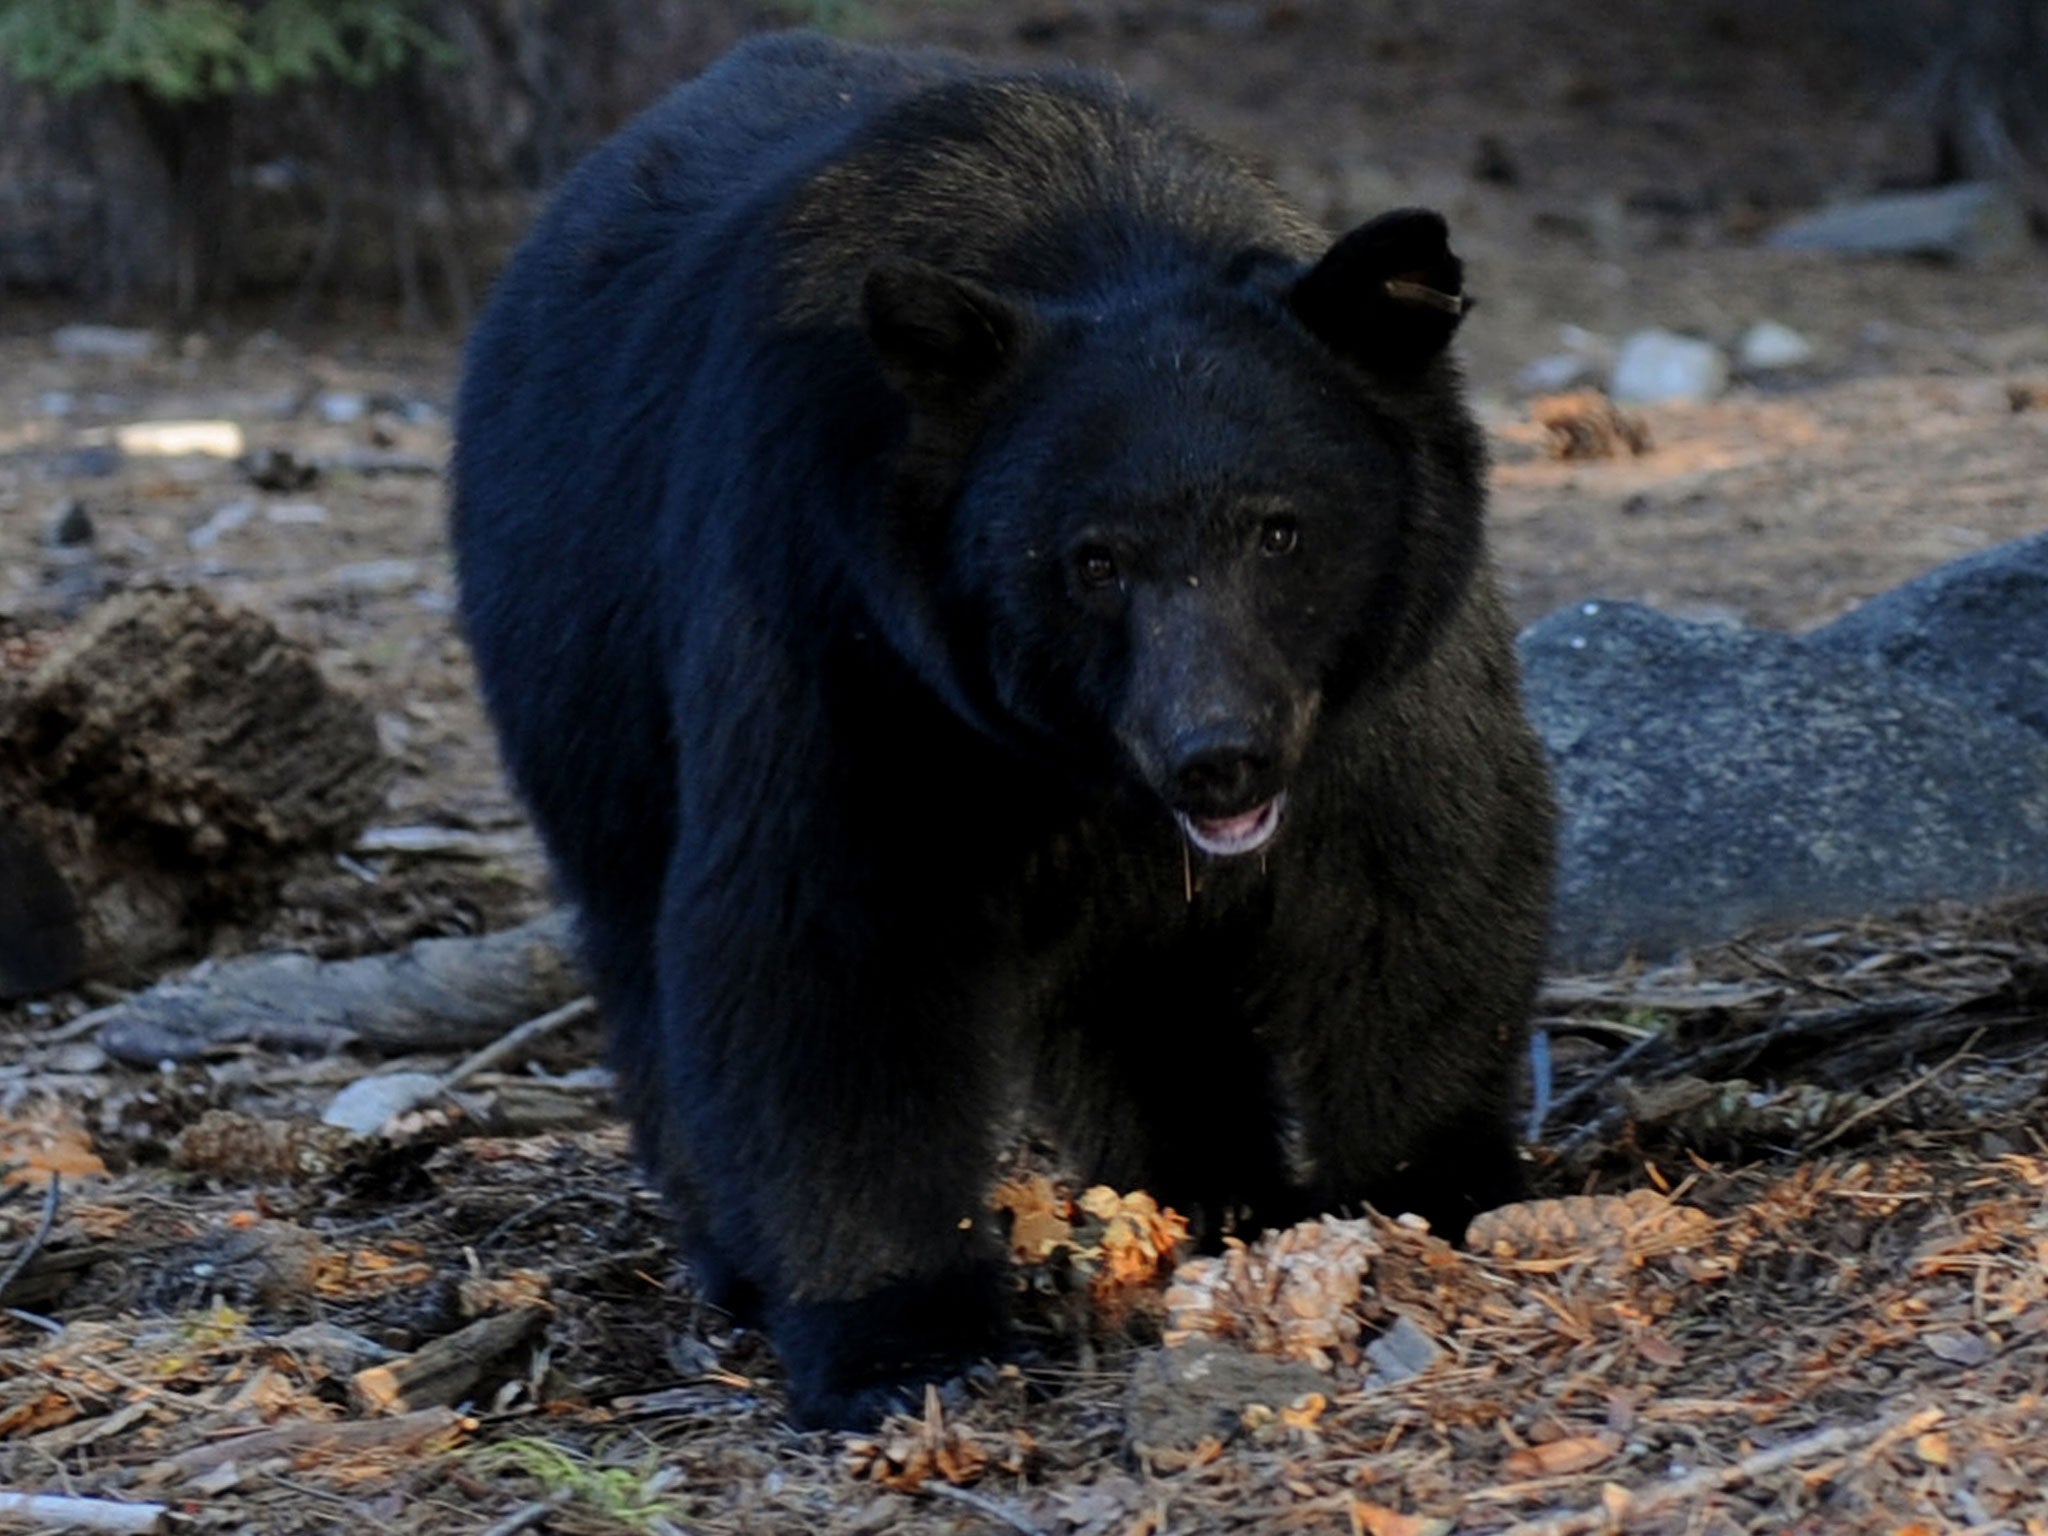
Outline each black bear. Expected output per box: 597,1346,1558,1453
452,32,1555,1429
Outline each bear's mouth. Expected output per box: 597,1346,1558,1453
1175,793,1286,858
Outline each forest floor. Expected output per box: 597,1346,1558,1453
3,1,2048,1532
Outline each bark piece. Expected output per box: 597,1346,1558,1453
352,1306,546,1414
0,588,388,995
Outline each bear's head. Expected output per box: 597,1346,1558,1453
863,209,1486,857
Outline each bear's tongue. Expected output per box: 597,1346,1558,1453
1177,794,1284,858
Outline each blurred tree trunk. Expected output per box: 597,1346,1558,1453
128,87,238,314
1924,0,2048,213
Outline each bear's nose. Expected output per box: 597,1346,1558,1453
1168,728,1272,814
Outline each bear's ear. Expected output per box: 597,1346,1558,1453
863,256,1029,404
1287,208,1466,377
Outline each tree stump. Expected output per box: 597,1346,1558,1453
0,588,388,996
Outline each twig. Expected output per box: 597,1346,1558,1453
440,996,597,1092
478,1500,558,1536
1728,939,1862,1002
1550,993,1964,1160
0,1172,60,1302
1536,1028,1667,1139
1494,1411,1918,1536
1805,1028,1984,1151
0,1491,167,1534
918,1481,1051,1536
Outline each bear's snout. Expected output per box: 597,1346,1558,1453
1167,725,1278,819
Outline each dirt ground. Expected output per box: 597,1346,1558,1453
4,1,2048,1532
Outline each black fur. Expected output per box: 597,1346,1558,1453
452,32,1555,1429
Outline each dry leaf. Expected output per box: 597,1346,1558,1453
1504,1431,1622,1479
0,1393,85,1439
0,1105,107,1183
1281,1392,1328,1430
1350,1500,1453,1536
992,1174,1075,1261
459,1269,553,1317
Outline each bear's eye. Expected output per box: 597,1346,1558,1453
1074,545,1119,588
1259,516,1299,557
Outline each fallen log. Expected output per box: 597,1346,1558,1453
0,588,388,996
94,909,581,1063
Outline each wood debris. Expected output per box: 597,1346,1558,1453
1532,391,1653,459
843,1385,1036,1493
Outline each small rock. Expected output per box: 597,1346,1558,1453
1609,329,1729,403
1766,182,2027,263
44,1041,108,1074
1736,320,1815,372
45,500,94,549
42,500,101,615
1520,352,1597,393
1921,1329,1992,1367
322,1071,444,1135
330,558,424,593
265,501,329,526
1125,1344,1329,1454
245,445,319,492
317,390,368,424
38,391,76,417
51,324,158,360
1363,1313,1444,1385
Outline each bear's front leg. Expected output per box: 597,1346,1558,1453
654,842,1012,1429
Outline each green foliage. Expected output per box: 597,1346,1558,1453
469,1438,694,1533
0,0,452,101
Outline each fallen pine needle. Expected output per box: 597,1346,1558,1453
0,1491,168,1534
1493,1410,1927,1536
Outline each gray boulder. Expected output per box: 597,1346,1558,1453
1521,600,2048,969
1806,531,2048,743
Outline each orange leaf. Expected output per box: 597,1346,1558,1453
1281,1393,1328,1430
0,1394,82,1439
1351,1500,1452,1536
0,1107,106,1183
1504,1432,1622,1479
1913,1432,1951,1468
991,1174,1075,1262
